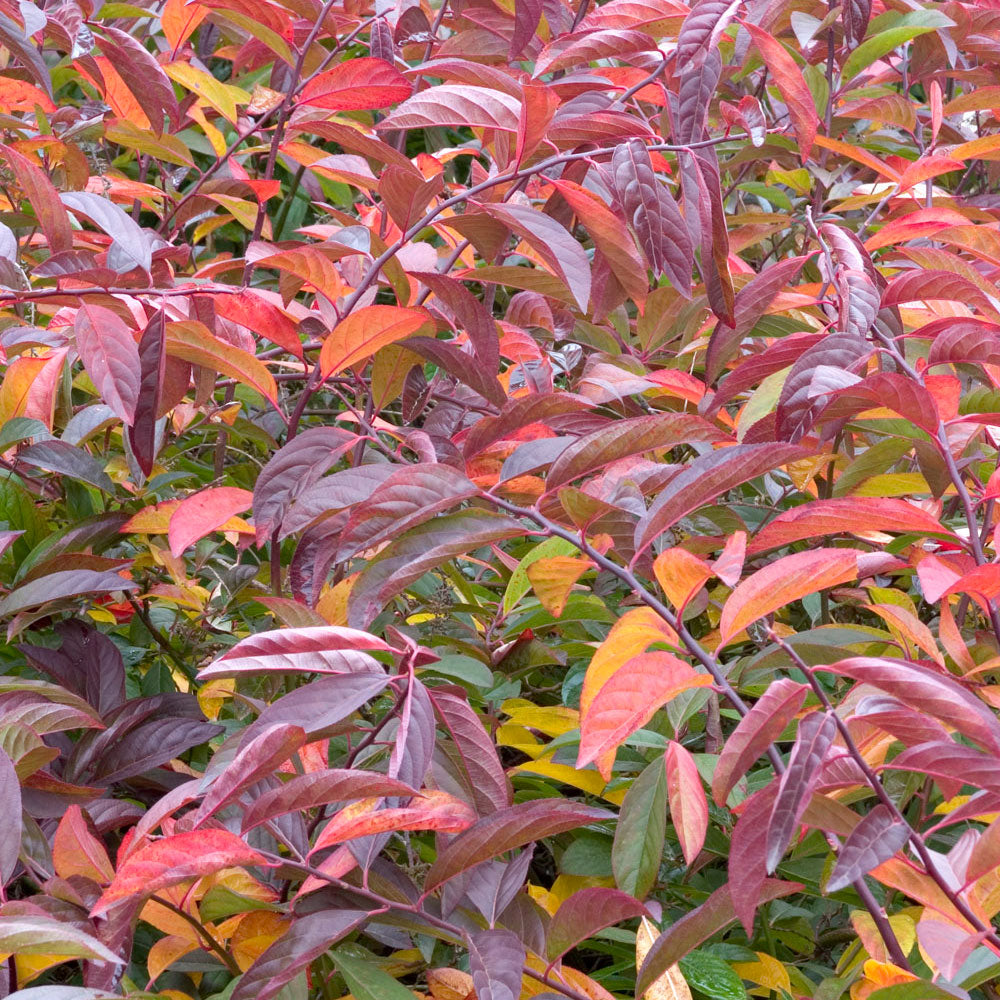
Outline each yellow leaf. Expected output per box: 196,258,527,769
502,700,579,736
147,935,199,985
526,555,591,616
164,62,251,123
731,952,791,994
316,575,356,625
427,968,475,1000
636,917,692,1000
230,911,291,971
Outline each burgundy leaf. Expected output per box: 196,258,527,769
468,928,526,1000
675,0,743,71
280,465,397,539
882,740,1000,797
728,784,778,935
0,569,138,619
128,309,166,477
546,888,650,961
96,25,180,133
463,393,594,458
73,304,141,426
826,805,910,893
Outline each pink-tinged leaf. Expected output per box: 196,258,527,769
882,741,1000,799
882,270,1000,319
478,201,591,312
743,22,818,159
854,695,951,748
719,548,859,644
916,918,985,982
92,829,266,915
820,372,939,435
510,0,543,58
578,653,712,774
212,290,303,359
665,741,708,866
766,712,837,872
0,15,52,98
534,28,657,76
1,145,72,253
824,657,1000,753
311,790,477,852
0,749,20,882
463,394,592,458
842,0,872,45
128,309,166,477
635,443,811,556
242,769,415,833
97,25,180,132
720,94,767,146
749,498,953,554
0,569,139,619
636,879,801,992
926,317,1000,368
167,486,252,557
253,426,357,543
230,910,368,1000
199,626,393,680
728,784,777,934
347,510,524,628
298,57,412,110
546,413,726,491
61,190,152,275
610,139,693,295
194,724,307,825
967,816,1000,883
73,304,141,426
0,915,123,963
320,305,433,378
826,805,911,893
713,531,746,587
429,686,512,816
468,928,526,1000
712,679,808,806
546,888,650,961
425,799,612,889
379,85,522,131
676,0,743,70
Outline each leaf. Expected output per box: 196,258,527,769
380,85,523,131
167,486,253,557
298,57,412,109
766,712,837,872
665,741,708,866
17,440,114,492
73,304,141,426
199,625,394,679
0,570,138,618
347,510,524,628
479,202,592,312
637,917,692,1000
128,309,165,477
320,305,434,378
653,548,713,611
333,947,419,1000
610,140,693,295
165,320,277,405
0,915,122,963
61,191,152,275
636,881,801,993
547,888,650,961
826,805,910,893
578,652,712,775
676,0,743,70
242,769,416,832
0,14,52,98
728,785,777,935
743,23,818,159
712,679,808,806
679,952,747,1000
613,756,668,900
0,748,21,882
53,805,114,884
97,24,180,132
635,443,810,555
546,413,725,490
92,829,266,915
526,556,591,617
425,799,612,889
230,911,368,1000
719,548,859,643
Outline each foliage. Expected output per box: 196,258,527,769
1,0,1000,996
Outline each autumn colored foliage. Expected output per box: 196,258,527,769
3,0,1000,996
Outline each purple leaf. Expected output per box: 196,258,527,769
826,805,910,893
0,748,21,883
61,191,152,275
280,465,396,538
96,25,180,133
410,271,499,371
463,393,595,459
468,928,526,1000
90,716,223,783
389,677,435,789
403,335,507,406
729,784,778,934
510,0,543,58
17,440,114,492
546,888,650,961
766,712,837,872
0,569,138,619
128,309,165,477
675,0,744,71
73,304,141,425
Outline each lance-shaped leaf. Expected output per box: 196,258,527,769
298,57,412,109
347,510,524,628
320,305,434,378
128,309,166,477
712,679,808,806
610,140,693,295
826,805,910,893
749,498,953,554
635,443,810,555
73,304,141,426
379,85,522,131
676,0,744,70
53,805,114,883
578,653,712,775
167,486,253,557
464,393,593,458
479,202,591,312
0,915,122,962
882,741,1000,797
425,799,612,889
92,829,266,915
637,917,693,1000
719,548,859,644
194,724,307,825
61,191,152,275
242,769,416,832
199,625,393,679
97,25,180,133
766,712,837,872
728,784,777,934
547,888,650,962
2,145,71,252
665,741,708,866
0,570,138,618
334,947,421,1000
613,756,667,900
546,413,726,490
824,657,1000,753
468,929,526,1000
926,317,1000,368
230,910,368,1000
0,748,20,883
636,880,801,993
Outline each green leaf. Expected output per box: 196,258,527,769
503,535,580,614
842,11,954,81
679,951,748,1000
612,756,667,899
333,947,418,1000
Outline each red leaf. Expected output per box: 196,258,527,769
92,829,266,915
728,784,778,934
73,304,141,426
167,486,253,557
826,805,912,893
212,289,303,359
128,309,166,477
379,85,522,131
320,305,434,378
298,57,412,110
665,740,708,866
546,888,650,961
1,144,72,254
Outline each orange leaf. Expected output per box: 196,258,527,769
53,806,115,884
319,305,434,378
526,556,591,616
168,487,253,557
653,548,713,611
